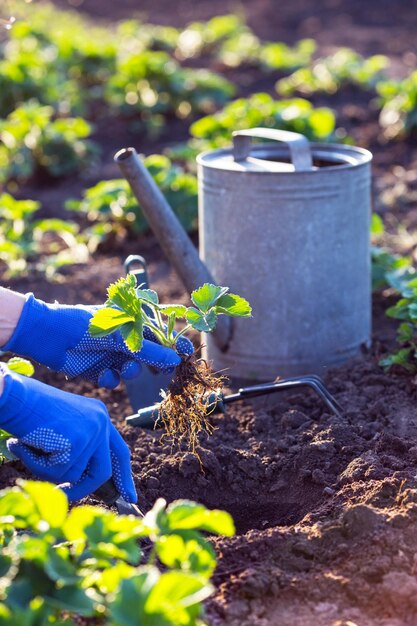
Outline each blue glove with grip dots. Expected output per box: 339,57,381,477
0,363,137,503
2,294,193,389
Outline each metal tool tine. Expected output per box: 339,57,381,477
283,376,344,416
236,377,343,417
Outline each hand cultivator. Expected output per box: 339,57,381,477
125,374,343,429
95,478,145,517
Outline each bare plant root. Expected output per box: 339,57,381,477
158,352,226,454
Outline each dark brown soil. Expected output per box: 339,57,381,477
2,246,417,625
3,0,417,624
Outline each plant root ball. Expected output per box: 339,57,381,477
158,353,226,454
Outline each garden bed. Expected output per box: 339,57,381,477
2,246,417,625
2,0,417,623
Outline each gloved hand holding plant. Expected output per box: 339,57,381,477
90,276,252,450
2,293,192,388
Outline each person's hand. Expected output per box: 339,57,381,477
2,294,193,388
0,363,137,502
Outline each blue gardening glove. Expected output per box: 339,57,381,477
0,363,137,503
3,294,193,389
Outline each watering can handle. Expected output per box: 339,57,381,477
232,128,313,171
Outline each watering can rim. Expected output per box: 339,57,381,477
197,141,372,174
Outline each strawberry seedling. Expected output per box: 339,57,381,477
89,276,251,450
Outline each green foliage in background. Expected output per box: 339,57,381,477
0,100,96,184
370,214,417,373
370,213,412,292
105,50,234,132
169,94,336,166
0,193,90,278
277,48,388,96
378,71,417,139
0,480,234,625
66,154,198,237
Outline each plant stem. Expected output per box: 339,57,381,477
141,311,170,346
172,324,192,344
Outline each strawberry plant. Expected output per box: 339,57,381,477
370,213,412,291
105,49,234,132
0,193,90,278
379,273,417,373
89,277,251,449
277,48,388,96
0,100,97,184
168,94,336,168
66,154,198,238
0,480,234,625
378,71,417,139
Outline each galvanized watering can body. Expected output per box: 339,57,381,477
197,128,372,380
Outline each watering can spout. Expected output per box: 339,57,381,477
114,147,232,352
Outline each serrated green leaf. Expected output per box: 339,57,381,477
89,308,134,336
159,305,187,318
121,318,143,352
106,276,140,315
136,288,159,305
215,293,252,317
6,357,34,377
191,284,229,313
186,307,218,332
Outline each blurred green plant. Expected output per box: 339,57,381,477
378,71,417,139
369,214,417,373
0,100,97,183
277,48,388,96
105,50,234,132
169,94,336,166
0,193,90,278
370,213,412,292
0,480,234,625
66,154,198,237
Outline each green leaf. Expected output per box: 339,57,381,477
120,318,143,352
191,284,229,313
20,481,69,529
370,213,384,238
166,500,235,536
93,562,136,594
6,357,34,377
106,276,140,315
111,568,160,626
136,288,159,305
159,304,187,318
185,307,218,332
215,293,252,317
146,571,213,614
47,586,96,616
89,308,134,336
156,533,216,576
379,348,414,372
397,323,414,343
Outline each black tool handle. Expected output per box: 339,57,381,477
94,478,120,507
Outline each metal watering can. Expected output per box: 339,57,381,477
115,127,372,381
